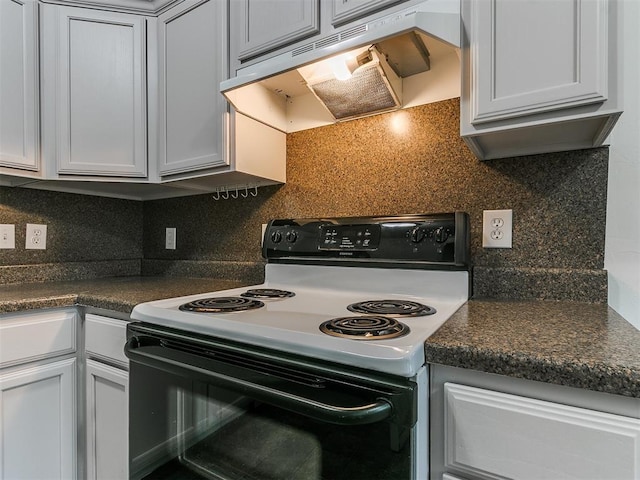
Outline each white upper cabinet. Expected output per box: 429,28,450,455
330,0,409,26
228,0,425,74
152,0,286,193
470,0,607,124
24,0,285,200
0,0,39,173
461,0,622,160
156,0,228,176
231,0,320,62
40,4,147,177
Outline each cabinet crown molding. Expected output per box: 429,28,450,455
40,0,182,15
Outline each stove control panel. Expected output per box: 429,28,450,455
263,212,470,269
319,225,381,251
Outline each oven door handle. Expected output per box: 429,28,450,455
125,337,393,426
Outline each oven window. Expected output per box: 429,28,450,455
129,364,411,480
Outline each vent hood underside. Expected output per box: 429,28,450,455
304,46,406,121
221,1,461,133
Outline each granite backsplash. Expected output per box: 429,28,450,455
0,187,143,283
2,99,608,301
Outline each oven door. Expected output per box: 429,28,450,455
125,322,418,480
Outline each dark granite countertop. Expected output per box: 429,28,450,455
425,300,640,398
4,280,640,399
0,277,251,314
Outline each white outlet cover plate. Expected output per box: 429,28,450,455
26,223,47,250
0,224,16,249
166,227,176,250
483,210,512,248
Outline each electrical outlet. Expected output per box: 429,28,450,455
26,223,47,250
483,210,512,248
0,224,16,249
165,227,176,250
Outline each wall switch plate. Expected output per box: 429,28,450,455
165,227,176,250
26,223,47,250
0,224,16,249
483,210,512,248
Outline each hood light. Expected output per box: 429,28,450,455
330,53,366,81
330,56,356,81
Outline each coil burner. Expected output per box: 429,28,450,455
347,299,436,317
179,297,265,313
319,316,409,340
241,288,296,299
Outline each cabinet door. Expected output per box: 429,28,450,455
156,0,228,176
231,0,320,62
0,0,39,171
444,383,640,480
468,0,608,124
47,6,147,177
0,358,76,479
86,359,129,480
330,0,408,26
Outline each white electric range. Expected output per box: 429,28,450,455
127,213,470,480
131,262,469,377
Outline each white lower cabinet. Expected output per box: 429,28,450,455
444,383,640,480
0,308,133,480
431,365,640,480
0,359,77,480
84,314,130,480
86,359,129,480
0,309,78,480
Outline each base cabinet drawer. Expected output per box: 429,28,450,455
444,383,640,480
85,313,128,366
0,309,76,367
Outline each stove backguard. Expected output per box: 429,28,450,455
262,212,470,270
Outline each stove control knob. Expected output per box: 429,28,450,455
271,231,282,243
410,227,426,243
286,231,298,243
435,227,448,243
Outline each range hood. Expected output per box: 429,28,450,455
221,1,462,133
